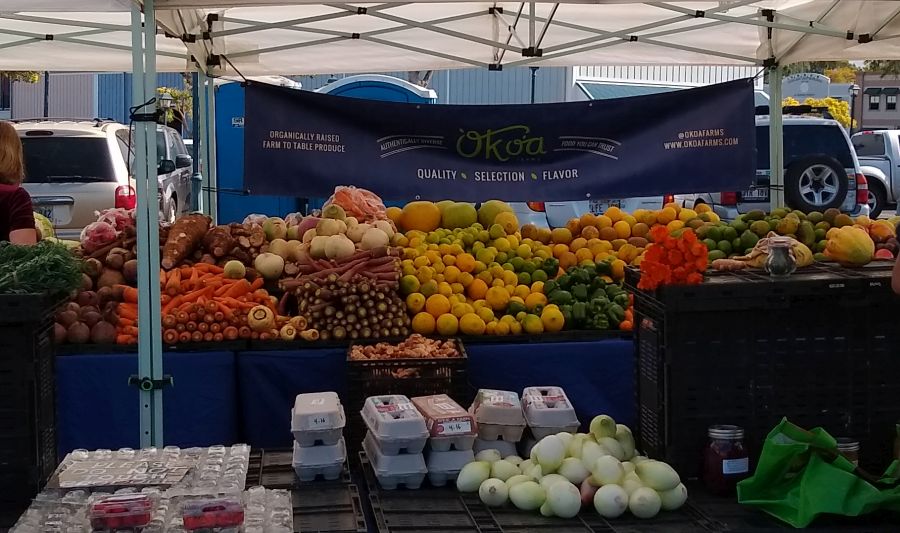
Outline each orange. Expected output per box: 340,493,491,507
531,280,545,294
605,206,624,223
436,313,459,336
613,220,631,239
459,313,486,335
695,203,712,214
581,226,600,240
477,306,495,323
559,251,578,271
570,237,588,251
666,220,685,233
550,228,573,245
425,294,451,317
632,223,650,238
467,278,488,300
411,312,436,335
579,213,597,228
443,265,461,283
595,215,613,229
458,272,474,287
656,207,677,225
599,227,618,241
456,253,476,273
565,218,582,236
552,243,570,258
611,259,626,280
525,292,547,310
386,206,403,224
485,286,510,311
575,248,594,263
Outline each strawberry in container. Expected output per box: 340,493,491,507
89,494,153,530
182,498,244,530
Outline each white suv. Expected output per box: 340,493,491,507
677,112,870,219
14,119,193,239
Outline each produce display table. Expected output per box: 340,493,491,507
55,337,633,451
55,350,238,454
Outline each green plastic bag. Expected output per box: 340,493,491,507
737,418,900,528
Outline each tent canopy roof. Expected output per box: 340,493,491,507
2,1,900,74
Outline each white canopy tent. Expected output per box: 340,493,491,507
3,0,900,446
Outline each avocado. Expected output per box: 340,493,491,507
768,217,781,232
815,240,827,253
741,230,760,251
733,237,744,253
744,209,766,221
814,221,831,232
750,220,771,238
814,228,827,241
717,240,733,255
696,225,711,239
730,219,748,234
797,220,817,248
723,226,739,241
708,250,727,262
833,214,853,228
707,226,723,242
807,211,824,224
771,207,790,218
703,238,717,250
791,210,808,221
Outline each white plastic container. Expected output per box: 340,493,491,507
473,438,519,459
469,389,526,442
291,439,346,482
363,432,427,490
291,392,346,447
521,387,579,439
425,448,475,487
411,394,477,452
362,395,428,455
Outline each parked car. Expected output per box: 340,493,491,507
677,111,870,220
511,198,665,228
850,129,900,218
14,119,193,239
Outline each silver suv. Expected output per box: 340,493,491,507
14,118,193,239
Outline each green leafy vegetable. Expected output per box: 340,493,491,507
0,241,83,295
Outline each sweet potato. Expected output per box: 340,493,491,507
161,214,211,270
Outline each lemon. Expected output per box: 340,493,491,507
436,313,459,336
460,313,487,335
522,314,545,334
406,293,426,313
412,312,436,335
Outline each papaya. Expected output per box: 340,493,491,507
744,210,766,222
869,220,896,243
797,221,817,248
825,226,875,266
875,248,895,260
776,217,800,236
750,220,770,238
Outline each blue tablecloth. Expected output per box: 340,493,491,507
237,348,347,448
235,338,634,448
466,339,635,429
55,351,238,455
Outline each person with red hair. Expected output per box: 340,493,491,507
0,120,36,244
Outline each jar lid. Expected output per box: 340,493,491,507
708,425,744,439
836,437,860,452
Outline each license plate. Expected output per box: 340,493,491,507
741,188,769,201
590,199,621,214
34,205,68,226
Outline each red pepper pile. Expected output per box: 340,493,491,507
638,226,708,290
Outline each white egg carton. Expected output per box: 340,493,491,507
291,392,346,447
521,386,580,439
362,395,428,454
291,439,346,482
363,432,427,490
474,438,519,459
469,389,526,442
411,394,477,452
425,448,475,487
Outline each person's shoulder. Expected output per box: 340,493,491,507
5,184,31,201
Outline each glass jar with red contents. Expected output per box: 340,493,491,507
703,425,750,495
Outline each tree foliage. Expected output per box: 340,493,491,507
1,71,40,83
824,66,858,83
781,61,854,77
864,60,900,77
157,86,192,128
783,96,853,128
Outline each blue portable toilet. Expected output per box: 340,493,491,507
315,74,438,104
215,77,304,224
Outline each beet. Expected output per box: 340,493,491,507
81,311,102,328
65,301,81,314
55,310,79,328
67,322,91,344
96,286,114,304
54,323,68,344
77,291,98,308
90,321,117,344
82,257,103,278
97,268,126,289
122,259,138,285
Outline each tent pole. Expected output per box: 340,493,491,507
198,71,209,215
206,78,218,224
769,66,785,209
191,72,201,211
132,0,164,448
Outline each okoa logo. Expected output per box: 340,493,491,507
456,125,546,162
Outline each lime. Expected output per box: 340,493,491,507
722,226,738,241
717,240,733,255
702,238,717,250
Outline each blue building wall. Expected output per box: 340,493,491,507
98,73,187,132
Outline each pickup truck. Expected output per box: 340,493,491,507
850,130,900,218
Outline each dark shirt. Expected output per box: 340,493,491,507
0,184,34,242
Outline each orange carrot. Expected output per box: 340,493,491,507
121,326,139,337
160,269,168,288
116,335,136,345
161,295,183,315
223,279,252,298
161,294,172,306
222,297,256,310
122,286,139,304
182,286,213,304
180,266,193,280
195,263,225,274
165,268,182,296
249,278,264,291
118,318,136,328
118,303,138,321
188,268,200,290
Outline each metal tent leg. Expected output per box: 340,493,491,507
769,67,785,209
132,0,165,447
206,78,218,224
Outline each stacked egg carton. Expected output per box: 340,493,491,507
520,386,580,456
411,394,476,487
469,389,526,458
290,392,347,482
361,395,428,490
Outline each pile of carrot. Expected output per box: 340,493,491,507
114,264,279,345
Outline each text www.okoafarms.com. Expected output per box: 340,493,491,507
664,137,740,149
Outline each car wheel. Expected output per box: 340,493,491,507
866,178,886,219
162,196,177,224
784,156,848,212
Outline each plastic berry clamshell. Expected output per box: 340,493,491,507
182,497,245,530
89,494,153,531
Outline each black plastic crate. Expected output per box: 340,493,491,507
346,339,470,450
244,448,350,489
627,264,900,478
291,484,367,533
363,452,722,533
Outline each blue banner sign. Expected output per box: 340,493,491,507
243,79,756,201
